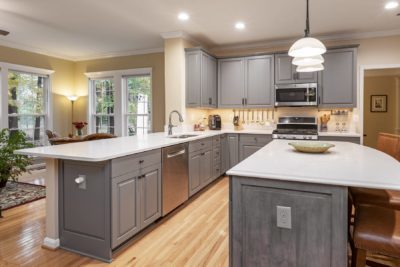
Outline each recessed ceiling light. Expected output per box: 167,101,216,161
385,1,399,9
235,22,245,30
178,12,189,21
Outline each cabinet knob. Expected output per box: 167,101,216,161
139,160,144,164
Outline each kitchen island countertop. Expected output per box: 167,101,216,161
227,139,400,190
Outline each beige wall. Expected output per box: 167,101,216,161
164,38,195,125
0,45,75,136
74,52,165,132
363,75,399,148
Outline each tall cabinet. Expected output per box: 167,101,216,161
185,49,217,108
318,47,357,108
218,55,274,108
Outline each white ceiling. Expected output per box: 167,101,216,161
0,0,399,60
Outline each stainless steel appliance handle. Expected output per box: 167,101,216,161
167,149,186,158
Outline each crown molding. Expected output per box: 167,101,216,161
75,47,164,61
211,29,400,53
160,31,202,46
0,38,164,61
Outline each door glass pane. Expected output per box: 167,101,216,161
126,75,152,136
93,79,115,134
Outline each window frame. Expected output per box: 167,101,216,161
0,62,53,145
86,68,153,136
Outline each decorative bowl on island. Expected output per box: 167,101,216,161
288,141,335,153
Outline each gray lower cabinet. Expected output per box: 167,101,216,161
218,55,275,108
230,176,347,267
275,53,318,84
319,135,360,144
220,134,229,173
111,162,162,249
139,164,162,230
189,138,214,196
59,149,162,262
59,160,112,262
111,171,140,249
185,49,217,108
318,48,357,108
227,134,239,169
239,134,272,161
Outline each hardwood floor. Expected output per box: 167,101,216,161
0,177,229,266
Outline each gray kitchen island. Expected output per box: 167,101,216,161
227,140,400,266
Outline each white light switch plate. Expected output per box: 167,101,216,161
277,206,292,229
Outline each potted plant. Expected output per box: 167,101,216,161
0,129,33,190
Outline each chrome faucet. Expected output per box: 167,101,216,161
168,110,184,135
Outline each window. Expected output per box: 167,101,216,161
92,78,115,134
87,68,152,137
0,63,52,147
125,75,152,136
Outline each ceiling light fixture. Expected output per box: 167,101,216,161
296,63,324,72
178,12,189,21
385,1,399,9
292,54,324,66
235,22,245,30
288,0,326,58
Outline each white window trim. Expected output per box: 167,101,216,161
85,68,152,136
0,62,54,138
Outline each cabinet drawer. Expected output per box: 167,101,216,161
112,149,161,177
213,135,221,147
213,148,221,162
240,134,272,145
213,163,221,178
189,138,212,153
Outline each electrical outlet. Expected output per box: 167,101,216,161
277,206,292,229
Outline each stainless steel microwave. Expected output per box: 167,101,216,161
275,83,318,107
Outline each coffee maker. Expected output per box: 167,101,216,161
208,115,221,130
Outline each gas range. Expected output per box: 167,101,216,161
272,117,318,140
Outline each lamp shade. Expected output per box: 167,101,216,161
67,95,79,101
296,63,324,72
288,37,327,57
292,55,324,66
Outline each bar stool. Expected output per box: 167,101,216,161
350,132,400,208
352,205,400,267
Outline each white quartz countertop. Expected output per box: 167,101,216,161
318,131,361,137
227,140,400,190
15,129,274,162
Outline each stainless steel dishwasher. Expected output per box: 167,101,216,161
162,143,189,216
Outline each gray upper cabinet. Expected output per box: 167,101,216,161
185,49,217,108
218,55,274,108
318,48,357,108
245,55,274,108
275,53,318,84
218,58,245,107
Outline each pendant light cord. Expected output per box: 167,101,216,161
304,0,310,37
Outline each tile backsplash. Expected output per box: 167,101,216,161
185,107,360,133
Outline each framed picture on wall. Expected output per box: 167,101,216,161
370,95,388,112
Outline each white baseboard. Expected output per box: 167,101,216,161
43,237,60,250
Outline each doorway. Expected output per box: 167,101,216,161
363,68,400,148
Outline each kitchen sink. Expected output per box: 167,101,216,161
169,134,198,139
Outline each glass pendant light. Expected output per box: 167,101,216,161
296,63,324,72
292,54,324,66
288,0,326,58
